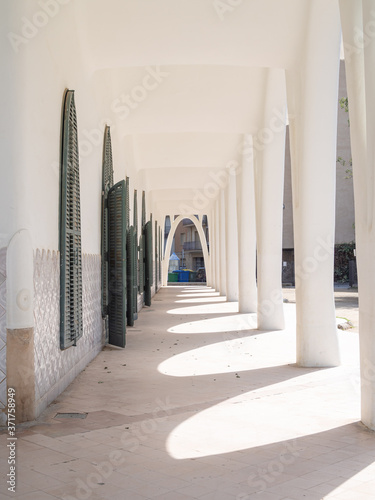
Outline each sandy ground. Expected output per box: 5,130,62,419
283,286,359,333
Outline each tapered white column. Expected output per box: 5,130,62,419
237,135,257,313
219,190,227,296
225,174,239,301
207,211,214,288
286,1,341,366
214,199,221,293
340,0,375,428
254,122,285,331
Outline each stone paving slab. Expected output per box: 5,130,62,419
1,285,374,500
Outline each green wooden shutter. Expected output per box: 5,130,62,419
103,126,114,188
138,234,144,293
133,190,138,239
60,90,83,350
101,126,114,341
108,180,126,348
125,177,130,231
149,214,153,289
141,190,146,227
139,190,146,295
127,225,138,326
144,220,153,306
133,226,138,320
133,190,138,319
159,226,162,284
155,220,158,287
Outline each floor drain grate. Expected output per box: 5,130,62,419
55,412,87,419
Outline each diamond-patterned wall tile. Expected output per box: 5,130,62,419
0,411,6,426
33,250,103,406
0,283,5,311
0,313,5,345
0,247,6,277
0,248,6,410
0,347,6,381
0,378,6,409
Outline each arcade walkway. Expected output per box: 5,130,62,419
1,286,374,500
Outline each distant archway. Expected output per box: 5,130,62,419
162,215,210,286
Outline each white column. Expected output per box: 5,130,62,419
162,214,173,286
340,0,375,428
225,174,239,301
286,2,341,366
254,120,285,331
214,199,221,293
237,135,257,313
219,190,227,296
207,211,214,288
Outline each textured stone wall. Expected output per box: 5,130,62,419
33,250,103,417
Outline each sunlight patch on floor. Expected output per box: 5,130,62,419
163,303,361,460
179,287,216,293
175,296,227,304
167,302,238,315
166,373,360,459
176,292,220,298
158,329,295,377
167,312,257,333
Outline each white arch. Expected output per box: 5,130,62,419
162,215,210,286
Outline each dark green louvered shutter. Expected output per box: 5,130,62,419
144,220,153,306
125,177,130,230
141,190,146,227
155,220,158,287
133,190,138,240
133,227,138,320
127,226,138,326
101,126,114,343
108,181,126,348
159,227,162,285
133,190,138,319
60,90,83,350
139,191,146,295
138,234,144,293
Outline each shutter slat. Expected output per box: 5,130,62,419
101,126,114,344
107,180,126,348
155,220,158,287
144,220,153,306
60,90,83,350
127,225,136,326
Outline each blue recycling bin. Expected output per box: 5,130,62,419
179,270,190,282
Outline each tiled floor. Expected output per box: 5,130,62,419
1,286,374,500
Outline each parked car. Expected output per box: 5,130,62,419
196,267,206,282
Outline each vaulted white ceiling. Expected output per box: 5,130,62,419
75,0,337,216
